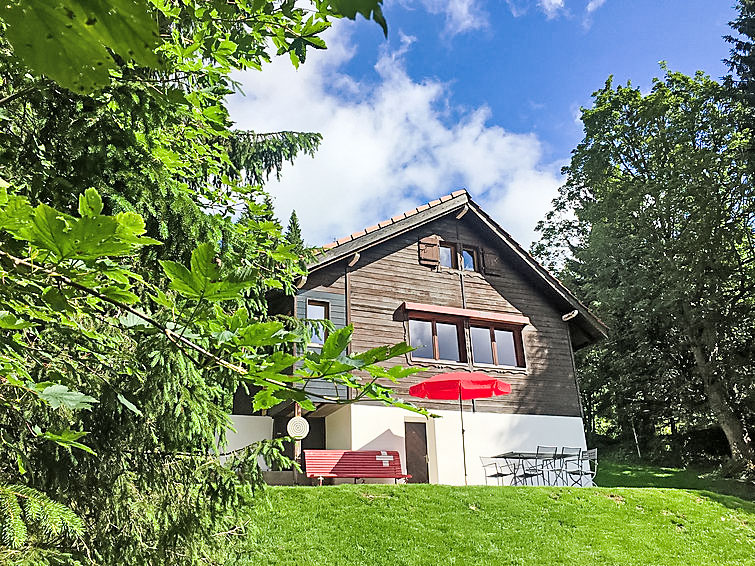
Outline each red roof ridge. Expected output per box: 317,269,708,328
319,189,468,251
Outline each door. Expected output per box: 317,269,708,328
404,422,430,483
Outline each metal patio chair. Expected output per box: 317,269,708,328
521,446,557,486
480,457,512,486
567,448,598,487
552,447,581,486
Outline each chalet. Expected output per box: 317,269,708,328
226,190,607,485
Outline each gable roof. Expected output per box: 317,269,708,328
310,189,607,348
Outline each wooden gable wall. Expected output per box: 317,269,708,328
302,213,582,417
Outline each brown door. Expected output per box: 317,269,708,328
404,422,430,483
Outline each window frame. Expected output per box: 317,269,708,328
306,299,330,347
461,246,479,272
408,313,466,363
470,322,526,368
438,242,458,269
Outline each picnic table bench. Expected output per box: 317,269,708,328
303,449,411,485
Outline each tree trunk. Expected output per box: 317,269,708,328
691,344,754,462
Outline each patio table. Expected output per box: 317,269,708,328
493,451,569,486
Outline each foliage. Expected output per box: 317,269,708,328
235,484,755,565
726,0,755,107
534,68,755,464
285,210,305,254
0,0,410,565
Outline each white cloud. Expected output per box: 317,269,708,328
227,24,562,247
585,0,606,13
409,0,488,34
504,0,566,20
538,0,565,19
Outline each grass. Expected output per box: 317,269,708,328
596,459,755,501
235,483,755,565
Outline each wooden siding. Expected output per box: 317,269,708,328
335,213,582,417
297,282,348,400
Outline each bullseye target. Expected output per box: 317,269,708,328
287,416,310,440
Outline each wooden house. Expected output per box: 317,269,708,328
226,190,607,485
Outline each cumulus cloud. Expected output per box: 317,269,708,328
227,24,562,247
585,0,606,13
505,0,566,19
409,0,488,34
538,0,565,19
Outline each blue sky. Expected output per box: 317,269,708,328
228,0,738,246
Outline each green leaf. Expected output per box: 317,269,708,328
327,0,387,36
253,388,280,411
100,285,139,304
78,188,103,217
0,311,34,330
16,204,73,259
321,325,353,359
117,393,143,417
38,384,98,410
190,242,220,285
236,321,287,347
38,429,96,454
42,287,69,311
160,260,202,298
0,0,160,93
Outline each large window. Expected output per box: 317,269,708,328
470,324,525,367
306,299,329,346
404,302,528,369
409,318,464,362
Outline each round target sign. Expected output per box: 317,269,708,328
286,416,310,440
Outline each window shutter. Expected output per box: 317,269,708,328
482,250,504,275
418,236,440,266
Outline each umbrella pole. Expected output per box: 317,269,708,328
459,386,468,486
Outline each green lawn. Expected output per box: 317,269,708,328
596,460,755,501
234,483,755,566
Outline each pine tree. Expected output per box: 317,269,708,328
726,0,755,99
285,210,305,253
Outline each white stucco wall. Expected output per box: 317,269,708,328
325,406,352,450
224,415,273,453
329,404,587,486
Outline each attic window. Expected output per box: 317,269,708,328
439,243,457,269
461,247,478,271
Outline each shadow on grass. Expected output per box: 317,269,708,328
596,460,755,501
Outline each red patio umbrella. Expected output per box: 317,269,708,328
409,372,511,485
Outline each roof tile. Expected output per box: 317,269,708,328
319,190,467,251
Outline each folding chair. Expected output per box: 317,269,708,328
567,448,598,487
552,447,581,486
521,446,557,486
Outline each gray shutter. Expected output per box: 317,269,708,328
482,249,505,275
418,236,440,266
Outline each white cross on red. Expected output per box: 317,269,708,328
375,450,394,467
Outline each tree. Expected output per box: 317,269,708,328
0,1,417,565
726,0,755,104
534,68,755,464
285,210,306,253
